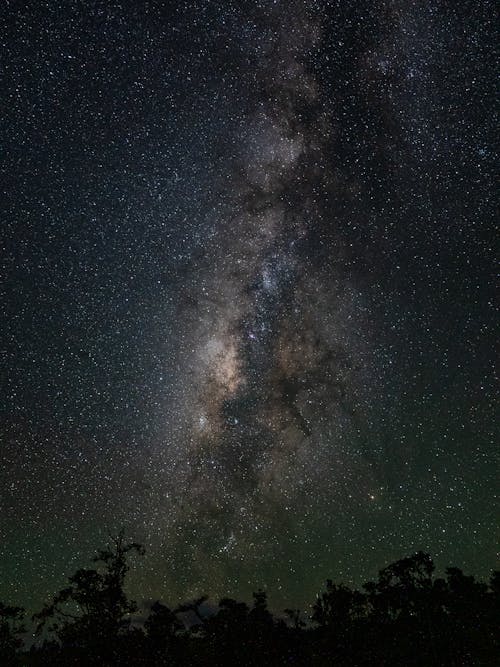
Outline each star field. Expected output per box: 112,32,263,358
1,0,497,615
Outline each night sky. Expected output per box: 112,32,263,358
1,0,497,616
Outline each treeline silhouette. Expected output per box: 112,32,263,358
1,534,497,666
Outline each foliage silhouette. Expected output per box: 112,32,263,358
144,601,183,665
2,540,498,666
32,531,144,666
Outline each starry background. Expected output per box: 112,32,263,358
1,0,497,615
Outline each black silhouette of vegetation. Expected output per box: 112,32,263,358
3,536,497,666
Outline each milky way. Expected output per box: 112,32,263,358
144,1,379,596
1,0,496,612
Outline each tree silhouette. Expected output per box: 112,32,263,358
313,581,366,628
360,551,442,665
1,543,495,666
201,597,251,665
144,600,183,664
33,531,144,665
442,566,498,665
312,581,367,664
